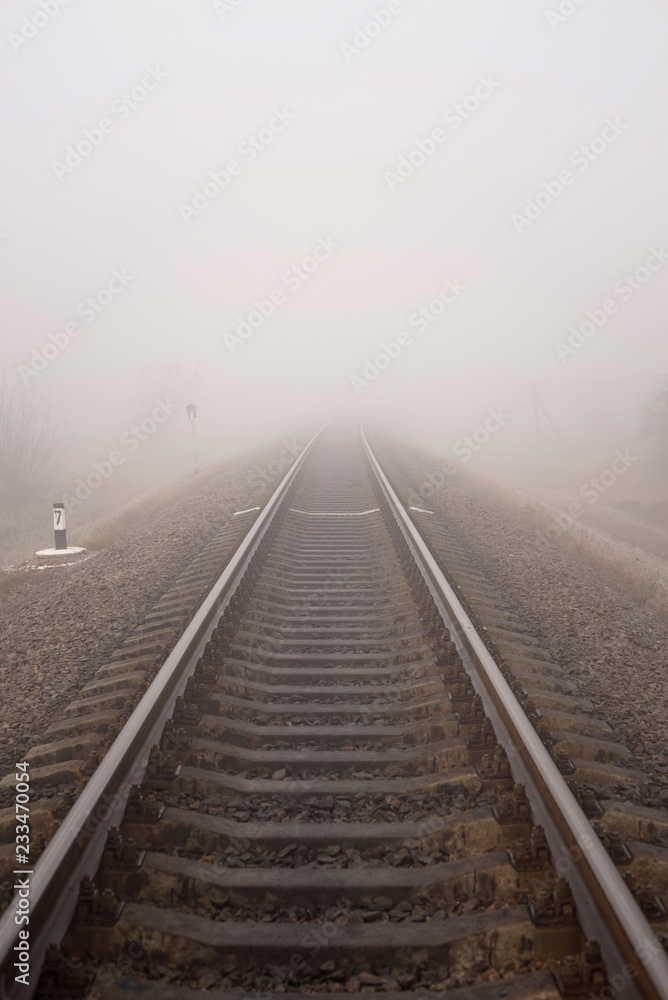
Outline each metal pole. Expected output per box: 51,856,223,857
191,418,199,475
186,403,199,475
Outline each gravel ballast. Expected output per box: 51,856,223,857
376,438,668,805
0,439,307,778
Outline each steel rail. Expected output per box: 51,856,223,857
361,425,668,1000
0,429,322,999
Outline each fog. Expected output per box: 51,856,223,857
2,0,668,528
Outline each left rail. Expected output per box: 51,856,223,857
0,429,321,999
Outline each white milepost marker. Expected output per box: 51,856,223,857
53,502,67,550
36,504,86,558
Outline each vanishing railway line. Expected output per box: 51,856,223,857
0,424,667,999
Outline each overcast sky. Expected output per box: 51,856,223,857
2,0,667,473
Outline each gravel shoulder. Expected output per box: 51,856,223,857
0,437,306,777
377,437,668,803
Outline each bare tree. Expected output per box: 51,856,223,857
0,375,67,500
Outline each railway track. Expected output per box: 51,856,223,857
0,424,667,999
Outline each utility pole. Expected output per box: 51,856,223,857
515,383,561,444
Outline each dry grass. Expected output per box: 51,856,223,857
77,499,165,551
388,439,668,624
0,428,305,565
0,500,54,570
0,571,32,605
74,449,250,552
481,477,668,622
